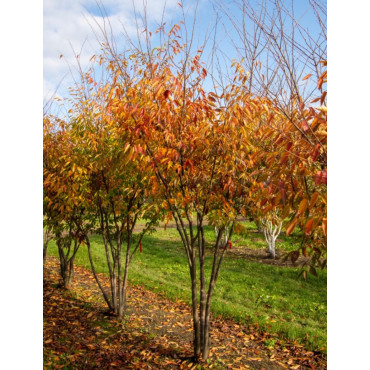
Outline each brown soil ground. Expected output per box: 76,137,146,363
44,257,326,369
224,243,311,268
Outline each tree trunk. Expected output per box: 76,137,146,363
199,264,206,358
119,245,131,318
201,277,217,360
43,225,52,263
199,223,211,360
268,238,276,259
57,238,78,289
190,254,200,357
201,313,211,359
58,254,73,288
63,262,73,289
167,206,229,361
262,218,282,259
256,220,264,233
57,239,68,287
112,266,118,315
86,237,114,311
43,239,49,263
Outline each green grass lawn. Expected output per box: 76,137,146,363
47,221,326,352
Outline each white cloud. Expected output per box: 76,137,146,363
43,0,180,103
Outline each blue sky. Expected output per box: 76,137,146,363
44,0,184,102
44,0,326,107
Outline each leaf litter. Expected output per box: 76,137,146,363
44,257,326,369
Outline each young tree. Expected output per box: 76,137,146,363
65,70,161,317
261,211,282,259
96,22,257,359
237,62,327,272
43,115,54,263
213,0,327,272
43,115,87,288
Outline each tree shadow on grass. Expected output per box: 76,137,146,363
43,263,193,369
44,256,326,369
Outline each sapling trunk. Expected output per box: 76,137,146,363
174,211,231,361
190,259,201,356
86,236,114,311
43,239,49,263
198,222,206,358
268,239,276,259
89,197,153,318
43,224,53,263
262,218,282,259
56,236,80,289
119,259,130,318
119,233,131,318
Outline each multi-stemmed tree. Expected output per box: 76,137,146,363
232,60,327,271
43,0,326,359
43,115,89,288
63,72,161,317
93,24,257,359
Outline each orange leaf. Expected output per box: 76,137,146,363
302,74,312,81
312,144,321,161
286,219,298,236
322,218,327,235
310,192,319,208
163,89,171,99
318,77,324,89
298,199,308,214
305,219,314,235
320,91,327,105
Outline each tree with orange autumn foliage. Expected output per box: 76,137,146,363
43,114,89,288
232,61,327,274
89,22,259,359
43,4,326,360
61,70,162,317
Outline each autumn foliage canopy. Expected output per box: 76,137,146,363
43,21,327,360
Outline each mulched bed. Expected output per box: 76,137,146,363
44,257,326,369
